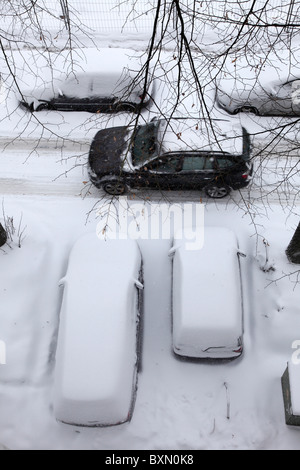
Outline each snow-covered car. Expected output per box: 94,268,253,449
170,227,244,359
19,48,154,113
216,51,300,116
88,117,252,199
53,234,143,427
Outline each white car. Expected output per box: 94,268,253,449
53,234,143,427
170,227,244,359
216,50,300,116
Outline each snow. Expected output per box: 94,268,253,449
0,194,300,449
158,118,245,155
53,234,142,427
172,227,243,358
2,3,300,451
216,48,300,113
3,48,149,105
287,362,300,416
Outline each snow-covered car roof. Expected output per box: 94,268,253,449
53,233,142,427
172,227,243,358
57,72,142,100
6,47,150,104
156,118,245,156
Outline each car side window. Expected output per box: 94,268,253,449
216,158,234,169
182,156,214,171
148,156,181,173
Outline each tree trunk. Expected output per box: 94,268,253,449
286,223,300,264
0,223,7,247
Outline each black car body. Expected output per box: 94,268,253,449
88,118,252,198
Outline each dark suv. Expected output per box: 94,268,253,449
88,118,252,198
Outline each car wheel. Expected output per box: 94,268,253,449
235,106,259,115
103,180,127,196
36,103,49,112
116,102,137,113
205,184,230,199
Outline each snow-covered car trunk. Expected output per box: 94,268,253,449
53,234,143,427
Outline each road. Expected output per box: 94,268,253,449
0,138,299,205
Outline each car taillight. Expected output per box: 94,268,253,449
233,346,243,354
241,173,249,180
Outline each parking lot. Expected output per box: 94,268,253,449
1,8,300,447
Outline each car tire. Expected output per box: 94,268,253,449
103,180,127,196
234,106,259,115
205,184,230,199
116,102,137,113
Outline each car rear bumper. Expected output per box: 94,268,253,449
173,344,243,360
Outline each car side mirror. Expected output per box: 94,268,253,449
168,246,177,258
237,251,246,258
135,280,144,290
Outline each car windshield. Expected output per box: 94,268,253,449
132,122,158,166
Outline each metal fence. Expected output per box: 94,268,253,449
42,0,157,34
2,1,300,45
70,1,156,33
0,0,156,36
222,0,300,25
177,0,300,27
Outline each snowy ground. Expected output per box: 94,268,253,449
2,14,300,450
1,194,300,450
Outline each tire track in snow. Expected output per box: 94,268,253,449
0,178,98,197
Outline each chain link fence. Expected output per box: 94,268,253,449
2,1,300,49
175,0,300,26
0,0,156,41
35,0,156,35
66,1,156,33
